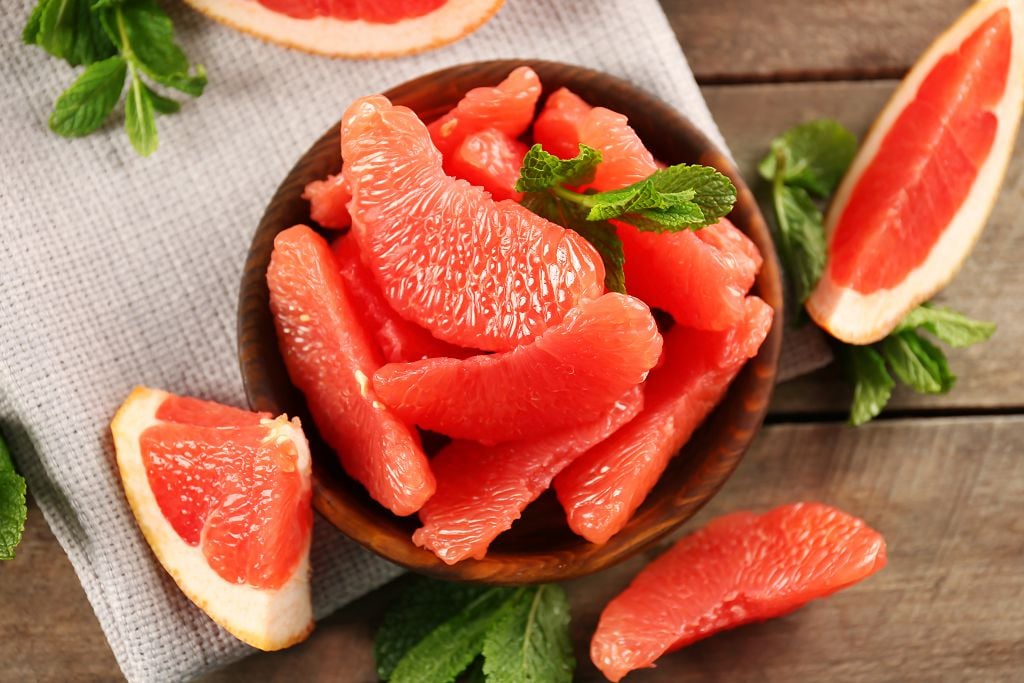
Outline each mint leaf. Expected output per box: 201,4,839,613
143,82,180,114
0,435,28,561
880,330,955,394
28,0,116,66
119,0,207,96
771,183,827,302
124,73,157,156
388,587,512,683
22,0,48,44
646,164,737,224
482,585,575,683
629,201,706,232
49,55,126,137
844,346,895,426
375,578,496,680
758,119,857,197
516,144,601,193
584,180,672,221
895,304,996,348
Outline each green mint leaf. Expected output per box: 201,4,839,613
628,201,706,231
880,330,956,395
844,346,895,426
515,144,601,193
482,585,575,683
895,304,996,348
0,434,28,561
758,119,857,197
107,0,206,97
48,55,126,137
30,0,115,66
375,578,496,680
388,586,513,683
22,0,49,44
646,164,736,224
771,183,827,303
124,73,158,155
143,82,180,114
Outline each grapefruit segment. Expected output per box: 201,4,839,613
533,87,593,160
303,173,351,230
111,387,313,651
331,233,474,363
413,386,644,565
808,0,1024,344
182,0,505,58
555,297,773,545
591,503,887,681
342,95,605,352
446,128,529,201
267,225,434,516
372,293,663,444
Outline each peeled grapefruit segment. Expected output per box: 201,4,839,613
555,296,773,545
111,387,313,650
373,293,662,444
267,225,434,516
303,173,351,230
413,386,644,565
620,217,763,330
332,233,474,363
342,95,605,352
182,0,505,58
808,0,1024,344
532,87,593,160
446,128,529,201
591,503,887,682
427,65,541,158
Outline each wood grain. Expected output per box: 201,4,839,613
704,80,1024,414
662,0,975,82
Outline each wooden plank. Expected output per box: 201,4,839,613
661,0,974,82
703,80,1024,413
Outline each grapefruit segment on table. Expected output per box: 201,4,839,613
373,293,663,444
591,503,887,681
446,128,529,201
342,94,605,352
111,387,313,650
331,233,474,363
413,386,644,565
555,296,773,545
303,173,351,230
808,0,1024,344
182,0,505,58
267,225,435,516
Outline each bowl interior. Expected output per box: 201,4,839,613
238,60,783,584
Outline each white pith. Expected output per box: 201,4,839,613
110,386,313,651
807,0,1024,344
182,0,505,58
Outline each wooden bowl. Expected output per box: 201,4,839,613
238,60,784,585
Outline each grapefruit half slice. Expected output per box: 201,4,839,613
183,0,505,58
592,503,887,682
808,0,1024,344
111,387,313,650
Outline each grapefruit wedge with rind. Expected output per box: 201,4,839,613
591,503,887,682
555,296,773,545
342,95,605,352
183,0,505,58
111,387,313,651
413,386,644,565
268,225,435,516
373,293,662,444
808,0,1024,344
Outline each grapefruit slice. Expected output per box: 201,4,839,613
413,386,644,565
332,233,474,363
183,0,505,58
111,387,313,650
808,0,1024,344
303,173,351,230
532,87,593,160
427,65,541,159
267,225,434,516
342,95,605,352
591,503,887,681
446,128,529,201
373,293,662,444
555,296,773,545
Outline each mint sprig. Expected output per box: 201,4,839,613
376,577,575,683
0,434,28,561
23,0,206,156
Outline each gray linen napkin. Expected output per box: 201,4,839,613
0,0,827,680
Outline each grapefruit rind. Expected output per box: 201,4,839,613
111,386,313,651
182,0,505,58
808,0,1024,344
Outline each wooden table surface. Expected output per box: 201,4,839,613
4,1,1022,681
